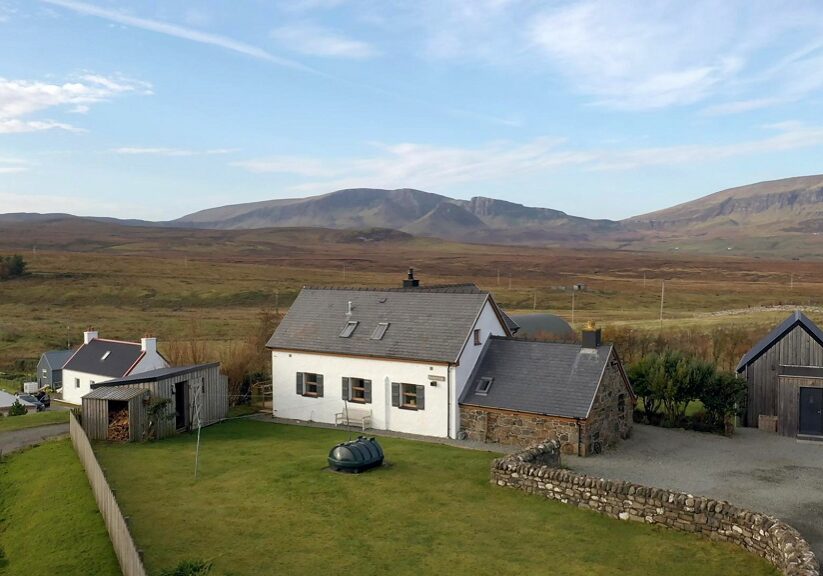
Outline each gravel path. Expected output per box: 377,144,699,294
0,423,69,455
567,424,823,559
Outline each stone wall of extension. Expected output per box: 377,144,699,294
491,442,819,576
460,355,633,456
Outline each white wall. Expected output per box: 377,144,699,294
450,299,508,436
131,349,169,374
61,369,112,405
272,351,452,438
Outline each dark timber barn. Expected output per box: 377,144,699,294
736,311,823,439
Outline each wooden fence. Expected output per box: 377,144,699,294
69,411,147,576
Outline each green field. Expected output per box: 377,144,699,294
0,409,69,432
0,440,119,576
95,420,777,576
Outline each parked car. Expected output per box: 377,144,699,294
35,391,51,408
17,394,45,412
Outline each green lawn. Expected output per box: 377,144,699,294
95,420,777,576
0,440,119,576
0,409,69,432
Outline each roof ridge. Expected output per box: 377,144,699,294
93,337,141,346
302,283,485,293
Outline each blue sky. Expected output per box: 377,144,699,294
1,0,823,221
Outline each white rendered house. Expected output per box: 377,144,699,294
267,270,513,438
61,330,169,405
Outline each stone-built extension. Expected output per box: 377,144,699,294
492,442,819,576
460,325,634,456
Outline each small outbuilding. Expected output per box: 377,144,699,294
81,363,228,441
37,349,74,390
737,311,823,439
459,326,634,456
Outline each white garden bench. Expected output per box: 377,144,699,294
334,407,372,431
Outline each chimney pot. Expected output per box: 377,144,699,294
402,267,420,288
581,324,602,349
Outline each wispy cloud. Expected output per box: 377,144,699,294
42,0,322,75
0,74,151,133
271,23,377,59
111,147,238,157
232,122,823,192
0,156,29,174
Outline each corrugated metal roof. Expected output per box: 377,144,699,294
83,387,149,401
736,311,823,372
267,287,495,363
509,313,572,337
63,339,144,378
91,363,219,388
459,337,613,419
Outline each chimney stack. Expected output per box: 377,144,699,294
403,267,420,288
83,329,99,345
581,320,601,349
141,336,157,356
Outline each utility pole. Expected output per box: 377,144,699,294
508,274,512,290
533,292,537,310
275,290,280,316
643,272,646,289
571,289,575,326
497,268,500,286
790,273,794,290
659,280,665,328
343,265,347,282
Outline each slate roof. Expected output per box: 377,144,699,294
92,363,220,388
459,337,614,419
84,386,149,401
736,311,823,372
509,313,572,338
267,286,503,363
63,339,144,378
40,349,75,370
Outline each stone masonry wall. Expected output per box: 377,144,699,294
492,442,819,576
460,406,581,454
581,353,633,455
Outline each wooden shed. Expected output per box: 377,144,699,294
82,386,149,441
82,363,228,442
737,311,823,439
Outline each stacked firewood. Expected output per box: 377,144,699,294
107,409,130,441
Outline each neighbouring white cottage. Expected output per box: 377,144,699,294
61,330,169,405
267,270,513,438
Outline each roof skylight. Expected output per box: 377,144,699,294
101,351,111,361
476,377,494,396
371,322,390,340
339,321,359,338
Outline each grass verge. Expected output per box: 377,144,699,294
0,439,119,576
0,410,69,433
96,420,777,576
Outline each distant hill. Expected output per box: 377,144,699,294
622,175,823,256
175,187,625,246
5,175,823,257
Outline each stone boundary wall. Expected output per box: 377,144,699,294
492,442,819,576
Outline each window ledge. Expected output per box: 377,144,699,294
399,405,419,411
301,393,319,398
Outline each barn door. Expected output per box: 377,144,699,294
799,387,823,436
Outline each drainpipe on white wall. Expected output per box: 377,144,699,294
447,367,452,439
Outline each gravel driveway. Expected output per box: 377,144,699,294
567,424,823,559
0,423,69,454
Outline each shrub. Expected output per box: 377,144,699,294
0,254,26,280
9,399,27,416
701,371,747,434
159,559,213,576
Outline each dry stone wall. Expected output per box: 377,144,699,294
492,442,819,576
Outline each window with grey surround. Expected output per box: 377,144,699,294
473,329,481,345
296,372,324,397
342,377,372,403
42,368,48,377
75,377,80,388
371,322,390,340
339,321,359,338
391,382,425,410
